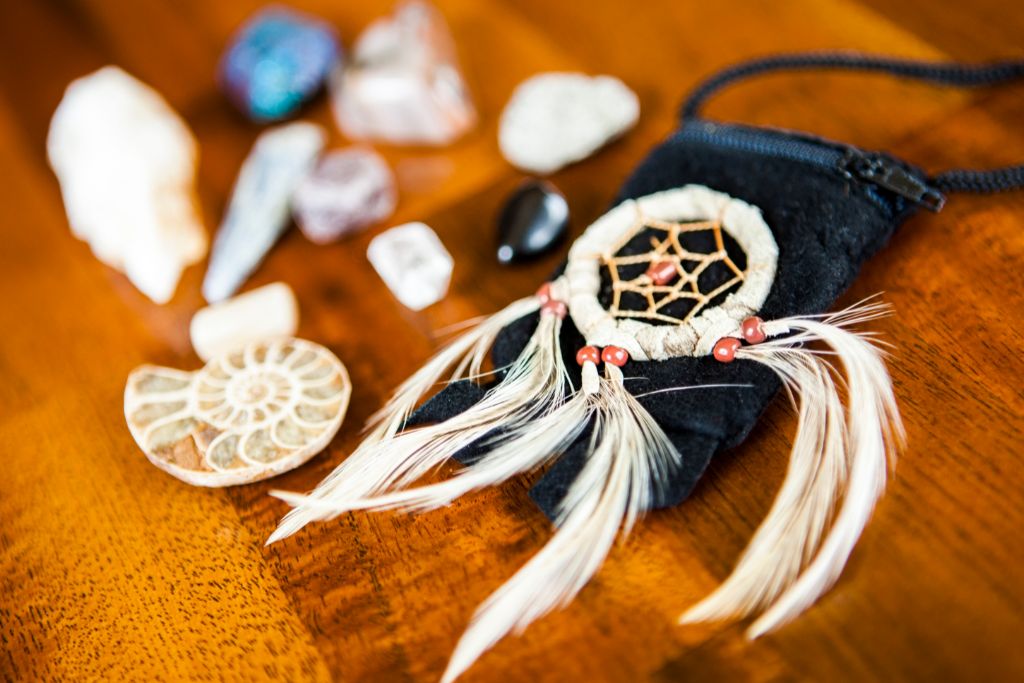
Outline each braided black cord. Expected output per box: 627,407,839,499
681,51,1024,194
932,166,1024,194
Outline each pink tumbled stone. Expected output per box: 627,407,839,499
330,1,476,146
293,147,397,244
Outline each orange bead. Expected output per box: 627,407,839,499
713,337,741,363
541,299,567,318
741,316,766,344
601,345,630,367
576,345,600,366
645,260,678,286
535,282,552,303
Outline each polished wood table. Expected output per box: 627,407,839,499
2,1,1022,680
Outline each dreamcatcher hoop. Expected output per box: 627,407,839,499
566,185,778,360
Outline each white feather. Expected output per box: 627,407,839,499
269,307,565,543
364,296,540,445
680,300,903,637
289,385,596,515
440,364,679,683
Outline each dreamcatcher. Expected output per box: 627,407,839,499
270,53,1024,681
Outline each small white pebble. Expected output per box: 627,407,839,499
499,72,640,175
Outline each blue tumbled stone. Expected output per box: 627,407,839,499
220,7,341,121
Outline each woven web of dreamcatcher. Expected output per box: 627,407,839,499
602,209,747,325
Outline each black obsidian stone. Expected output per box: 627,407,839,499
496,180,569,264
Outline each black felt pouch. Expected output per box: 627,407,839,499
410,117,933,519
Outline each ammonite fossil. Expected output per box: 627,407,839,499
125,337,350,486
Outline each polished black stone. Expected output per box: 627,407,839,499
496,180,569,264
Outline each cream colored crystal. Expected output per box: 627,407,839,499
47,66,207,304
125,338,350,487
190,282,299,362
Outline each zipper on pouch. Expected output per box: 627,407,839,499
678,120,946,212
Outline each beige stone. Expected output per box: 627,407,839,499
190,282,299,362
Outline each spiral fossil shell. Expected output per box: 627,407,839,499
124,338,350,486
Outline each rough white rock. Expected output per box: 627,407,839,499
189,282,299,361
367,222,453,310
499,72,640,175
47,66,207,304
202,121,326,303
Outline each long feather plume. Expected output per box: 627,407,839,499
268,303,566,543
440,364,680,683
680,301,903,637
283,364,600,516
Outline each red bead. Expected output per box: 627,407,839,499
535,283,552,303
541,299,567,319
601,345,630,367
576,345,600,366
713,337,741,363
645,260,678,286
741,316,767,344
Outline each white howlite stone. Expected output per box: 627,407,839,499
47,66,207,304
189,282,299,361
202,121,326,303
499,72,640,175
367,222,453,310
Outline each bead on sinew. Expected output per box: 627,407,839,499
575,345,601,366
535,282,552,303
741,316,767,344
713,337,741,363
541,299,567,319
601,345,630,367
645,260,678,286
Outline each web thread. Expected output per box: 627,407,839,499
602,208,748,325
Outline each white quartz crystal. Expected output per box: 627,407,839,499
202,122,326,303
367,222,453,310
47,66,207,304
331,1,476,145
499,72,640,175
189,282,299,361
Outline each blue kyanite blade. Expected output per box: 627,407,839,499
220,7,341,121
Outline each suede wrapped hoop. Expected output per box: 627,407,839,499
565,185,778,360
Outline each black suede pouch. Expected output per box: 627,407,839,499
407,117,936,520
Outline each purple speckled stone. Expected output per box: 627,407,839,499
220,6,341,121
293,148,397,244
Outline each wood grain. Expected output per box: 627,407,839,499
1,1,1023,681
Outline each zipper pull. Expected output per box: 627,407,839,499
840,150,946,211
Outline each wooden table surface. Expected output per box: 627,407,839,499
2,1,1023,681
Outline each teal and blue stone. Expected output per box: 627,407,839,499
220,7,341,121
